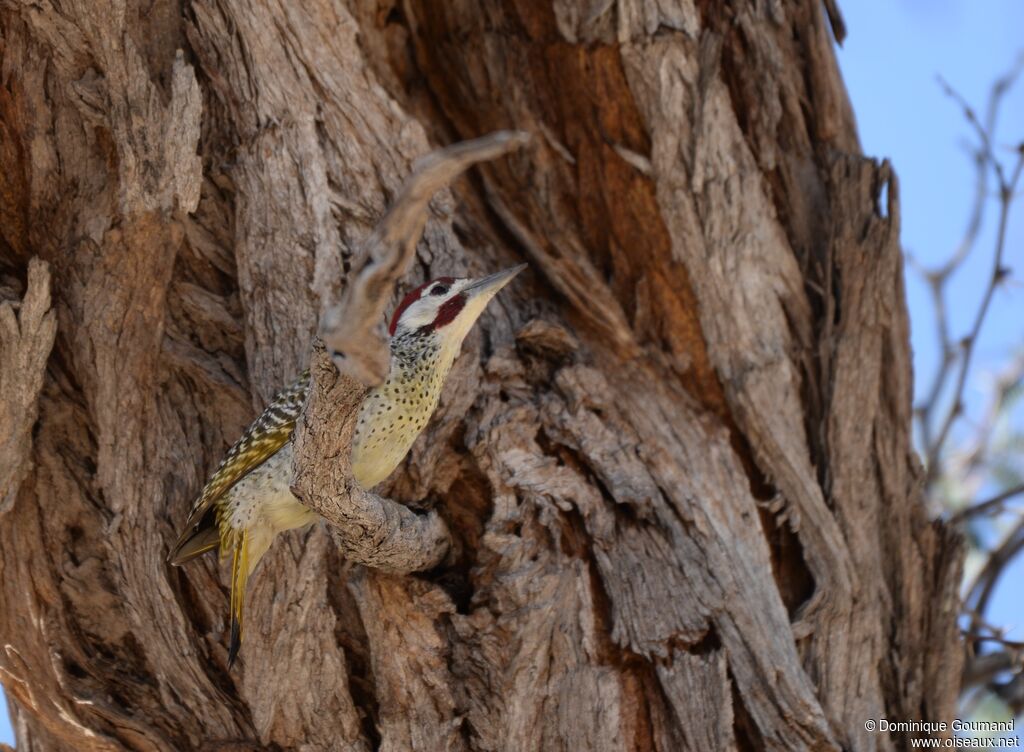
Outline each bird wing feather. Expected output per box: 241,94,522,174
168,371,310,563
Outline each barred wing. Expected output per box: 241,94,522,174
168,371,310,564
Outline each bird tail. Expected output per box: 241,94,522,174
227,532,251,668
167,508,220,566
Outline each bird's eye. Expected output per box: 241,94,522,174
430,284,449,296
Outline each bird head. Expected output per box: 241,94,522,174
388,264,526,346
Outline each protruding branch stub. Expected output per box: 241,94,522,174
320,129,531,387
296,131,530,574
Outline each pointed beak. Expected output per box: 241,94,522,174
462,263,527,299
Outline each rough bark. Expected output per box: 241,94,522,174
0,1,962,751
0,258,57,513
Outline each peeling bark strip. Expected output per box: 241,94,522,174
0,1,962,751
0,258,57,512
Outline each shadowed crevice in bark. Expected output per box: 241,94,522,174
419,462,497,615
728,666,762,752
326,554,383,751
760,504,818,621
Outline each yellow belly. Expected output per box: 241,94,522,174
349,354,450,488
350,424,425,488
349,395,438,489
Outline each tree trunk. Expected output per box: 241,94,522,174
0,1,964,750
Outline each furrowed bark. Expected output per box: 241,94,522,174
0,258,56,513
0,0,963,750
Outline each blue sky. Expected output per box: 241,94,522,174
835,0,1024,652
839,0,1024,405
2,1,1021,745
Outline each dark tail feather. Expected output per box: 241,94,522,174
228,618,242,669
168,508,219,565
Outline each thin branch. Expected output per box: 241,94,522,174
964,519,1024,628
938,53,1023,193
292,131,531,574
924,151,1023,481
961,621,1024,710
933,59,1016,277
962,611,1024,650
921,56,1024,710
963,633,1024,652
962,649,1022,691
950,484,1024,524
915,59,1024,480
955,350,1024,487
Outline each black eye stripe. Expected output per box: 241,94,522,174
430,284,449,296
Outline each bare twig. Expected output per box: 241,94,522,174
962,649,1022,691
913,66,1019,453
933,61,1018,274
320,130,531,387
924,151,1023,480
954,351,1024,489
918,55,1024,714
950,484,1024,524
962,612,1024,651
293,131,531,573
960,502,1024,702
964,519,1024,629
929,150,1024,477
963,634,1024,652
916,60,1024,486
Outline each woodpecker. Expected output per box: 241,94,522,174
168,264,525,665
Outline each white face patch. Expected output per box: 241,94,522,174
353,266,522,488
393,278,473,333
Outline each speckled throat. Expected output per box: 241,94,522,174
349,326,456,488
